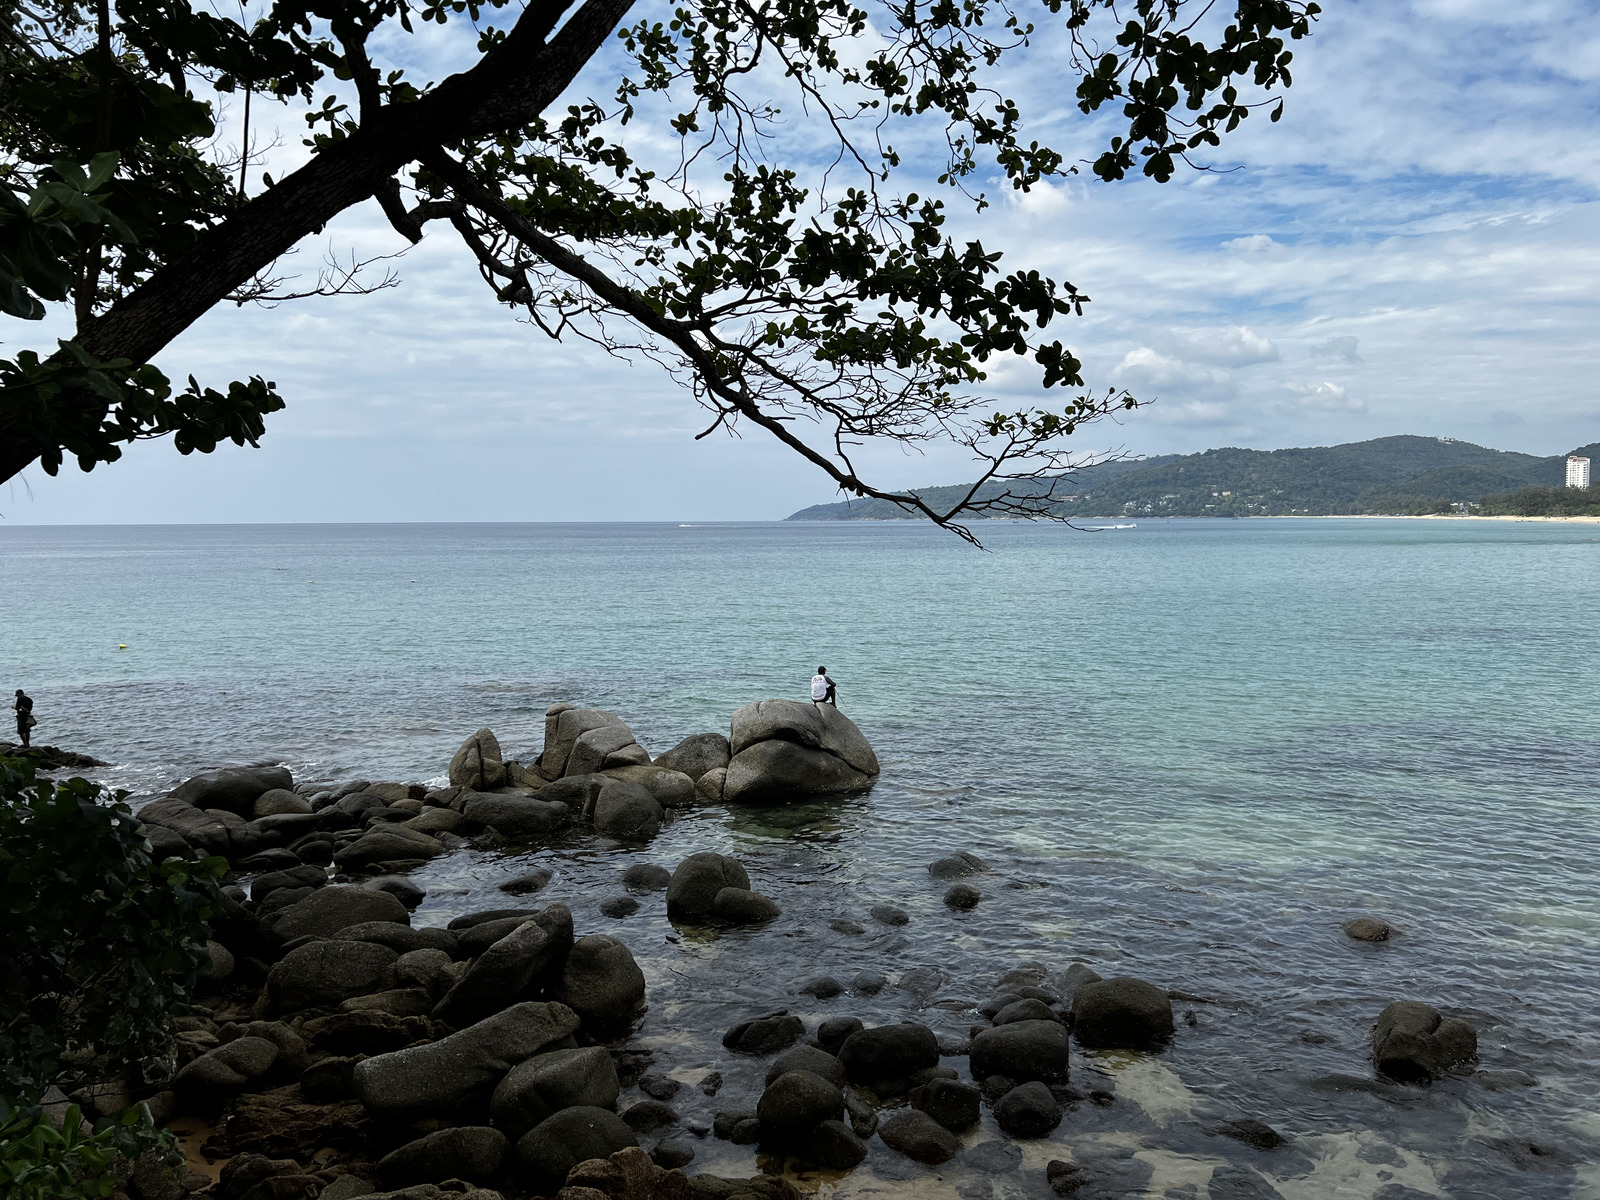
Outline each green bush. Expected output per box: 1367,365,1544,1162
0,1100,172,1200
0,756,225,1104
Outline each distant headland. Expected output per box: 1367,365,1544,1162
785,435,1600,521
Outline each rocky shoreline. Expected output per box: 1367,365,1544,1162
77,699,1485,1200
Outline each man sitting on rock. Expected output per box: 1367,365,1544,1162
811,667,837,709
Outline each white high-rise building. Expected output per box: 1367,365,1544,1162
1567,456,1591,489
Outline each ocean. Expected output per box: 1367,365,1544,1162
2,517,1597,1197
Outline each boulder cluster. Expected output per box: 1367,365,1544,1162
102,702,1486,1200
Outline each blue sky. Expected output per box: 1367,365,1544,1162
5,0,1599,522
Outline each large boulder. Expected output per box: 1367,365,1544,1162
490,1047,620,1138
556,935,646,1026
1372,1002,1477,1082
666,852,750,920
333,825,444,871
1071,977,1174,1050
878,1110,959,1164
838,1024,939,1085
175,1037,280,1103
267,940,399,1013
592,782,663,840
723,700,880,804
354,1002,580,1114
993,1081,1062,1137
537,774,609,818
599,765,696,809
566,724,648,777
449,729,506,791
376,1127,508,1186
653,733,731,782
461,793,568,840
433,904,574,1028
254,789,313,818
515,1106,637,1190
541,708,634,780
268,886,410,943
757,1071,844,1142
169,766,294,818
909,1079,980,1132
137,800,233,856
970,1020,1070,1083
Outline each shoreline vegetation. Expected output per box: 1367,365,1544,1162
5,700,1495,1200
786,435,1600,523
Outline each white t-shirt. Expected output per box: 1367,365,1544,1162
811,674,830,700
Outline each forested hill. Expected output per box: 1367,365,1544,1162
785,436,1600,520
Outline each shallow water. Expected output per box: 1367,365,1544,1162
3,518,1598,1198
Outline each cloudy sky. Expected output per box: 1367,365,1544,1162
6,0,1599,523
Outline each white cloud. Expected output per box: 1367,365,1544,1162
1156,326,1281,367
1113,349,1238,400
1285,381,1365,412
1310,336,1362,363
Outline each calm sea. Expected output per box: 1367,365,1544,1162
2,518,1597,1197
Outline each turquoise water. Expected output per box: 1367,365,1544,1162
3,518,1598,1196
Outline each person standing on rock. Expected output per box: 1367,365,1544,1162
13,689,35,748
811,667,837,709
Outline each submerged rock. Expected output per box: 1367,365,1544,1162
714,887,782,923
838,1023,939,1085
592,781,663,840
928,851,988,879
723,1014,805,1056
878,1109,959,1164
757,1070,844,1141
1071,977,1174,1050
1371,1001,1477,1082
1344,916,1393,942
970,1020,1069,1083
993,1080,1062,1137
666,852,750,920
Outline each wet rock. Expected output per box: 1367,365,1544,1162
969,1020,1069,1083
137,800,233,856
514,1106,637,1191
490,1046,620,1139
365,875,426,908
652,1138,696,1169
993,998,1059,1026
1217,1119,1287,1151
500,868,554,895
267,940,398,1013
831,919,865,936
765,1046,846,1088
896,966,945,1002
600,895,641,918
434,904,574,1028
449,906,539,930
1371,1001,1477,1082
838,1023,939,1085
731,1118,762,1145
555,934,646,1027
377,1127,508,1186
1071,977,1174,1050
461,793,568,841
621,1099,680,1132
877,1109,959,1164
622,863,671,892
145,824,198,861
713,1108,755,1139
653,733,731,782
603,764,697,809
254,788,312,818
174,1037,279,1102
695,767,727,804
301,1009,428,1055
457,916,537,956
449,728,506,791
816,1016,864,1055
268,886,409,943
699,1071,723,1097
798,976,843,1001
1057,963,1102,1001
791,1117,863,1169
666,852,751,920
993,1080,1062,1137
723,1014,805,1055
1344,917,1393,942
870,905,909,927
849,971,887,996
1474,1068,1537,1090
334,922,458,957
538,773,610,818
909,1078,980,1132
395,948,453,996
944,884,981,910
927,851,988,880
639,1073,681,1100
1483,1138,1579,1172
714,887,782,924
354,1001,580,1114
843,1091,876,1138
317,1177,373,1200
403,806,463,836
593,781,664,840
170,766,294,817
758,1070,844,1141
342,988,434,1018
937,1034,970,1057
334,824,445,870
